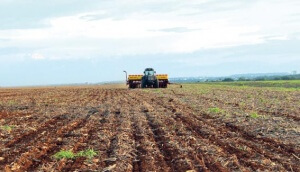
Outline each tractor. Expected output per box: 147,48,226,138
126,68,169,89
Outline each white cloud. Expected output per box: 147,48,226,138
31,53,45,60
0,0,299,60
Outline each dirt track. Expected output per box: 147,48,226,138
0,86,299,171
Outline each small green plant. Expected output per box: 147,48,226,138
250,112,260,119
53,149,97,160
53,150,75,160
0,125,14,132
77,149,97,159
208,107,223,114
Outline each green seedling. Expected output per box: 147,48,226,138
53,150,75,160
0,125,14,132
250,112,260,119
208,107,223,114
53,149,97,160
76,149,97,159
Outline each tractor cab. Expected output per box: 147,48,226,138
144,68,156,76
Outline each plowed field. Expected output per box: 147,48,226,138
0,84,299,172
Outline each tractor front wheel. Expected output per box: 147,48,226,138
141,78,146,88
154,79,159,88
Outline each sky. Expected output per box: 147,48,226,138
0,0,300,86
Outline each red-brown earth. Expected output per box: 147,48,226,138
0,84,299,171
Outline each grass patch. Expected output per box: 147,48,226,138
53,149,97,160
0,125,14,132
208,107,224,114
250,112,261,119
76,149,97,159
53,150,75,160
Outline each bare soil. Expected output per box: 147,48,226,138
0,85,299,171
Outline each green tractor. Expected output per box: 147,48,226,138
141,68,159,88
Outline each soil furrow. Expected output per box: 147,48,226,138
0,114,72,167
5,115,91,171
1,86,299,172
152,94,299,168
200,95,300,121
144,96,285,171
144,110,199,172
131,112,172,172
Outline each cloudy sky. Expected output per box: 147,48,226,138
0,0,299,86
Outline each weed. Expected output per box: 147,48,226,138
53,149,97,160
53,150,75,160
208,107,223,114
250,112,260,119
0,125,14,132
77,149,97,159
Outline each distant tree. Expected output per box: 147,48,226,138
238,77,247,81
281,76,292,80
254,77,266,81
222,78,234,82
274,77,281,80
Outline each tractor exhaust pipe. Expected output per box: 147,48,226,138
123,70,128,85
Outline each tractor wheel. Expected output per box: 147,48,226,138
154,79,159,88
141,78,146,88
129,81,133,89
163,81,168,88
